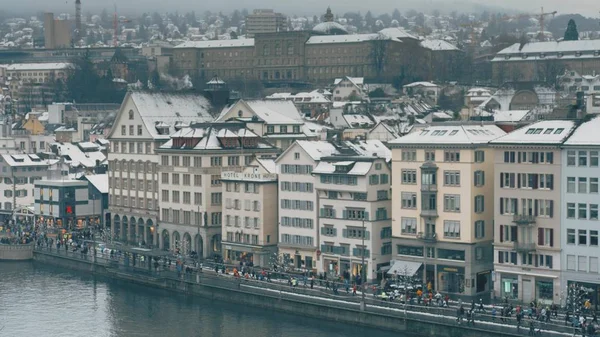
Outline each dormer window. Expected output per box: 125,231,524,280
539,53,545,58
575,52,582,57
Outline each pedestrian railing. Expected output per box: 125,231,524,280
33,245,582,336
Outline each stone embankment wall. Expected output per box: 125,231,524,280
0,244,34,260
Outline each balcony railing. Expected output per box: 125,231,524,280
514,242,536,253
417,232,437,243
420,184,438,192
420,209,438,218
513,214,536,225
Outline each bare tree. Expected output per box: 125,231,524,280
370,33,388,81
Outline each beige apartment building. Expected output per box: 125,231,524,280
107,92,213,248
221,159,278,267
389,125,505,300
246,9,287,37
490,120,576,305
155,123,280,259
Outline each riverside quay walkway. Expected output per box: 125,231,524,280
33,245,591,337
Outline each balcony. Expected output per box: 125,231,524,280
512,214,536,225
420,184,437,192
420,209,438,218
417,232,437,243
514,242,536,253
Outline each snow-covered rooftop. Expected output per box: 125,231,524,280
2,62,72,71
175,39,254,48
497,40,600,55
293,140,340,161
420,39,459,51
404,81,438,88
84,173,109,194
162,126,277,151
564,116,600,146
1,153,55,167
491,120,576,145
217,100,304,125
334,76,364,86
313,161,373,175
53,142,106,169
129,92,213,139
492,110,531,123
343,114,374,127
306,33,382,45
389,125,506,145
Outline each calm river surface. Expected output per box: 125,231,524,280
0,262,401,337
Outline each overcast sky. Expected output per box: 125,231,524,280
11,0,600,18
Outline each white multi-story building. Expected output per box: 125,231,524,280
221,159,278,267
561,116,600,308
0,153,56,223
156,124,280,258
313,141,392,282
107,92,213,247
490,120,576,305
276,140,340,271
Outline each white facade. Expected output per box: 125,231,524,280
314,157,392,282
332,77,366,102
561,116,600,305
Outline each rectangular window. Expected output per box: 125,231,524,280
500,173,515,188
567,228,576,244
172,191,180,203
377,190,389,200
504,151,516,163
567,177,576,193
474,171,485,187
161,190,169,202
591,230,599,246
579,177,588,193
579,151,588,166
182,156,190,167
161,173,169,184
194,157,202,167
194,192,202,205
211,192,222,205
591,204,599,220
172,156,180,167
567,203,576,218
591,178,599,193
380,174,389,184
474,150,485,163
401,217,417,234
474,195,484,213
183,174,190,186
227,156,239,166
211,175,221,186
401,170,417,184
210,157,222,166
443,171,460,186
567,150,576,166
443,194,460,212
444,150,460,162
161,156,169,166
475,220,485,239
579,203,588,219
194,175,202,186
172,173,180,185
425,151,435,162
443,220,460,239
183,192,191,204
401,192,417,209
401,150,416,161
369,174,379,185
591,151,599,167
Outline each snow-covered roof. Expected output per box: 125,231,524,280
53,142,106,168
2,62,71,71
420,39,459,51
404,81,438,88
161,126,277,151
84,174,109,194
492,110,531,123
497,40,600,55
466,88,491,96
1,153,55,167
217,100,303,125
306,33,381,45
346,139,391,161
343,114,374,127
294,140,340,161
389,125,506,145
175,39,254,48
564,116,600,146
256,158,277,174
311,21,348,35
129,92,213,139
334,76,364,86
265,91,330,104
313,161,374,175
491,120,576,145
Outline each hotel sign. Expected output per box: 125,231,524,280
221,171,277,182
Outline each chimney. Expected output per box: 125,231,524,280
75,0,82,43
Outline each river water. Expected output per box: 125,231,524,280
0,262,400,337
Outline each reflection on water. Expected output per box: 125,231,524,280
0,262,400,337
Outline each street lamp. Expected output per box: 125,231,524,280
361,217,366,311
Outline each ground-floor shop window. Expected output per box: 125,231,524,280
501,276,518,299
536,280,553,302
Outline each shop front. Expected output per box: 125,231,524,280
223,243,275,267
567,280,600,311
500,274,519,300
437,265,465,295
536,278,554,304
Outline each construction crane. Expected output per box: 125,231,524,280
537,7,557,41
112,3,131,47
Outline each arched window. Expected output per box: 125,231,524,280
128,110,134,120
287,42,294,55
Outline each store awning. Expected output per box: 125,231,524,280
387,260,423,276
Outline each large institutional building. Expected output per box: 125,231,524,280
172,9,461,86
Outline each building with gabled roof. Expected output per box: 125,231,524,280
154,123,280,258
216,99,318,149
107,91,215,249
